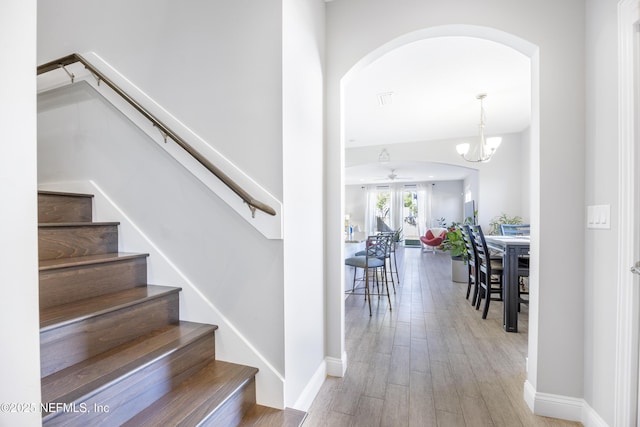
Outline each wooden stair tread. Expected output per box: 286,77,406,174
41,321,217,404
39,252,149,271
40,285,181,330
37,190,263,426
121,360,259,426
240,406,307,427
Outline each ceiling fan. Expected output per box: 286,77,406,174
377,169,413,181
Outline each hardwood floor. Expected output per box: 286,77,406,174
304,247,582,427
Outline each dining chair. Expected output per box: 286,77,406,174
500,223,530,236
499,224,531,309
461,225,479,305
344,234,393,316
515,248,530,311
470,225,504,319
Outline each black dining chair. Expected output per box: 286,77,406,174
500,224,531,310
469,225,504,319
461,225,479,305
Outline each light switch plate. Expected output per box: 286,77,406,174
587,204,611,229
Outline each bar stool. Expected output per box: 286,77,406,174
345,234,393,316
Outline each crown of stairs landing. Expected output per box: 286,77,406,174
37,190,306,427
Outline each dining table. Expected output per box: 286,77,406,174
484,235,530,332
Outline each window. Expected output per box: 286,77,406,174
402,187,419,239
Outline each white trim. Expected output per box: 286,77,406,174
523,380,582,422
524,379,536,411
292,361,327,411
38,180,286,409
524,380,609,427
615,1,640,425
325,351,348,377
583,404,611,427
37,52,283,240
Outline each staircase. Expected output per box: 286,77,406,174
37,190,305,426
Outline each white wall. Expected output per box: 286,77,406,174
37,0,284,200
282,0,326,409
345,185,367,231
0,1,42,426
431,181,464,226
325,0,586,419
584,0,620,423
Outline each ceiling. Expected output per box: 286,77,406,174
344,36,531,184
344,160,476,186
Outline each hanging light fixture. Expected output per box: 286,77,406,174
378,148,391,163
456,93,502,163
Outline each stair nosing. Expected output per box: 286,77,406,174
39,252,149,271
40,285,182,332
41,322,218,421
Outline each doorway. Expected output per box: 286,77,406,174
332,24,539,387
614,0,640,424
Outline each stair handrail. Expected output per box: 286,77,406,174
37,53,276,218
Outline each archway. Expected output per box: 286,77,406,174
327,23,540,409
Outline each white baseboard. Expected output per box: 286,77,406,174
524,380,609,427
293,361,327,411
325,351,348,377
292,353,350,411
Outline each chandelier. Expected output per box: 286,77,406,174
456,93,502,163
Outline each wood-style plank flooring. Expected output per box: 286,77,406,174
304,247,582,427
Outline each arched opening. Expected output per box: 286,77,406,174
327,23,540,407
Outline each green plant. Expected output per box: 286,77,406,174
441,222,468,261
489,213,523,235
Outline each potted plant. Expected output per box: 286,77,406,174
488,213,523,235
441,222,468,283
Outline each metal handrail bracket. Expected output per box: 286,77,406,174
37,53,276,219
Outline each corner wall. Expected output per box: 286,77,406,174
0,1,42,426
282,0,327,409
584,0,623,424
